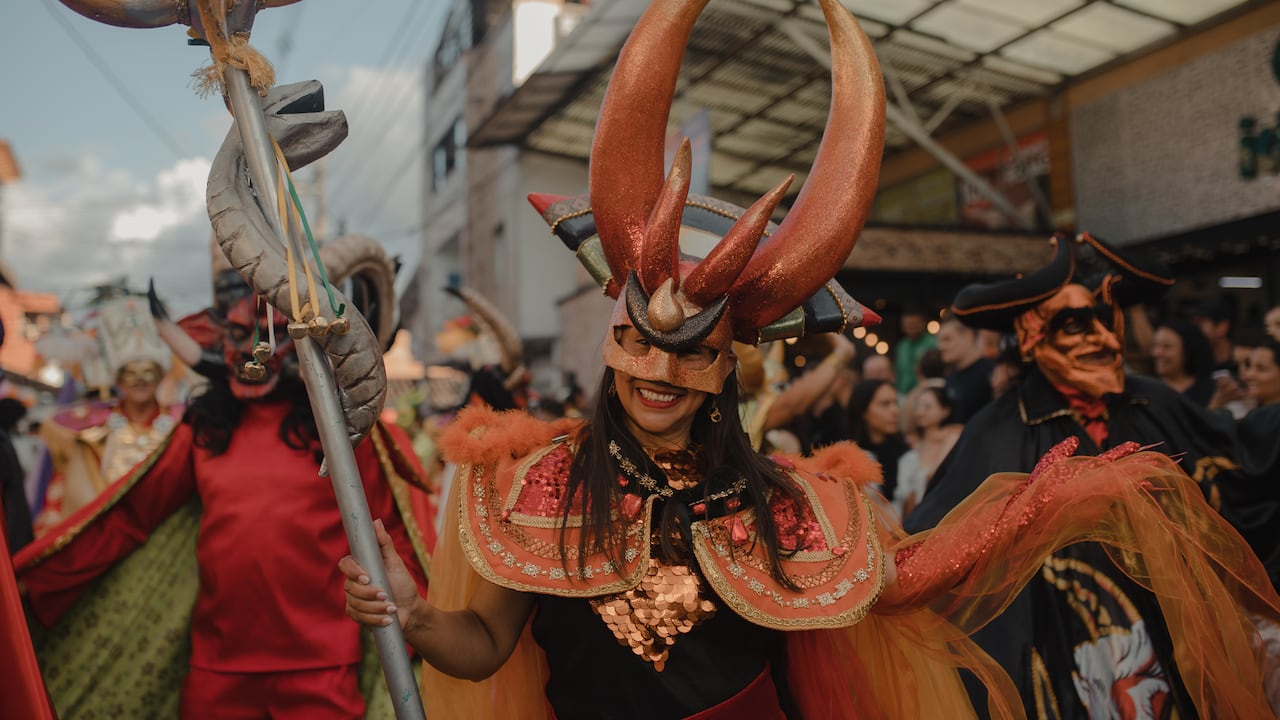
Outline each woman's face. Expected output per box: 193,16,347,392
864,384,900,439
914,391,948,431
1243,347,1280,405
1150,327,1185,380
613,329,710,449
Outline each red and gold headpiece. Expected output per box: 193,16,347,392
531,0,886,394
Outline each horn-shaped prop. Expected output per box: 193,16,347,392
207,80,387,445
319,234,399,351
683,174,792,305
444,286,528,390
590,0,710,293
590,0,884,344
727,0,885,337
639,138,693,294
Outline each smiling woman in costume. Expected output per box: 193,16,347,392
340,2,1280,718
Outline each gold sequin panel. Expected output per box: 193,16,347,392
589,558,717,671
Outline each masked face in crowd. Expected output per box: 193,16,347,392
1016,284,1124,398
116,360,163,405
224,296,295,400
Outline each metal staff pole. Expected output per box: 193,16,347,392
220,60,427,720
53,2,425,713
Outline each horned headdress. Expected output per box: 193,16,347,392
531,0,886,393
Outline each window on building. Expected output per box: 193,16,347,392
431,116,465,192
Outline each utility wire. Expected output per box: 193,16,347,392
349,133,428,229
327,1,434,203
273,2,305,80
41,0,193,159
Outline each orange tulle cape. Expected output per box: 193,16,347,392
422,431,1280,719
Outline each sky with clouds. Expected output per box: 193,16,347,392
1,0,447,317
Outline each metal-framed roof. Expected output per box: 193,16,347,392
470,0,1264,203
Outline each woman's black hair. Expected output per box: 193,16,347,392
912,385,953,434
561,367,806,590
1160,318,1215,380
847,378,898,445
185,374,322,463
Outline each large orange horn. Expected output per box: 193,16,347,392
639,138,693,293
728,0,885,335
683,174,792,305
590,0,710,294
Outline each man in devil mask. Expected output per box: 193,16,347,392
906,232,1252,720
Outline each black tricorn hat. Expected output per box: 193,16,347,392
950,232,1173,331
1074,231,1175,308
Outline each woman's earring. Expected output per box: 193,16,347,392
608,381,617,397
708,403,722,423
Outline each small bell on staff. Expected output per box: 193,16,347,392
252,342,272,363
308,315,330,338
242,361,267,380
329,316,350,335
287,321,309,339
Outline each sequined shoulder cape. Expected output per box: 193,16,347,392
441,406,886,630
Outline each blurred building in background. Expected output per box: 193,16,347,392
410,0,1280,397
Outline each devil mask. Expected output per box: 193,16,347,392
1016,282,1125,399
224,295,295,399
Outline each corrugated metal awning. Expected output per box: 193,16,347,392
471,0,1262,204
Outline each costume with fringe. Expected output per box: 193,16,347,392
14,413,436,719
422,407,1280,720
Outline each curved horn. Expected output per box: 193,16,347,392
590,0,710,294
445,286,525,381
728,0,885,335
319,235,399,351
208,81,387,444
639,138,693,293
683,174,792,305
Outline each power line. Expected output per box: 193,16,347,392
327,1,435,203
273,2,306,79
41,0,193,159
347,133,428,230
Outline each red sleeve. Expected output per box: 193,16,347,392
16,424,198,626
357,440,431,594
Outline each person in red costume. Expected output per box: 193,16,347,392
14,244,435,719
340,1,1280,718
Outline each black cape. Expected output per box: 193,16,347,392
906,370,1248,719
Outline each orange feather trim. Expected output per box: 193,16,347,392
440,406,582,468
776,441,882,489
